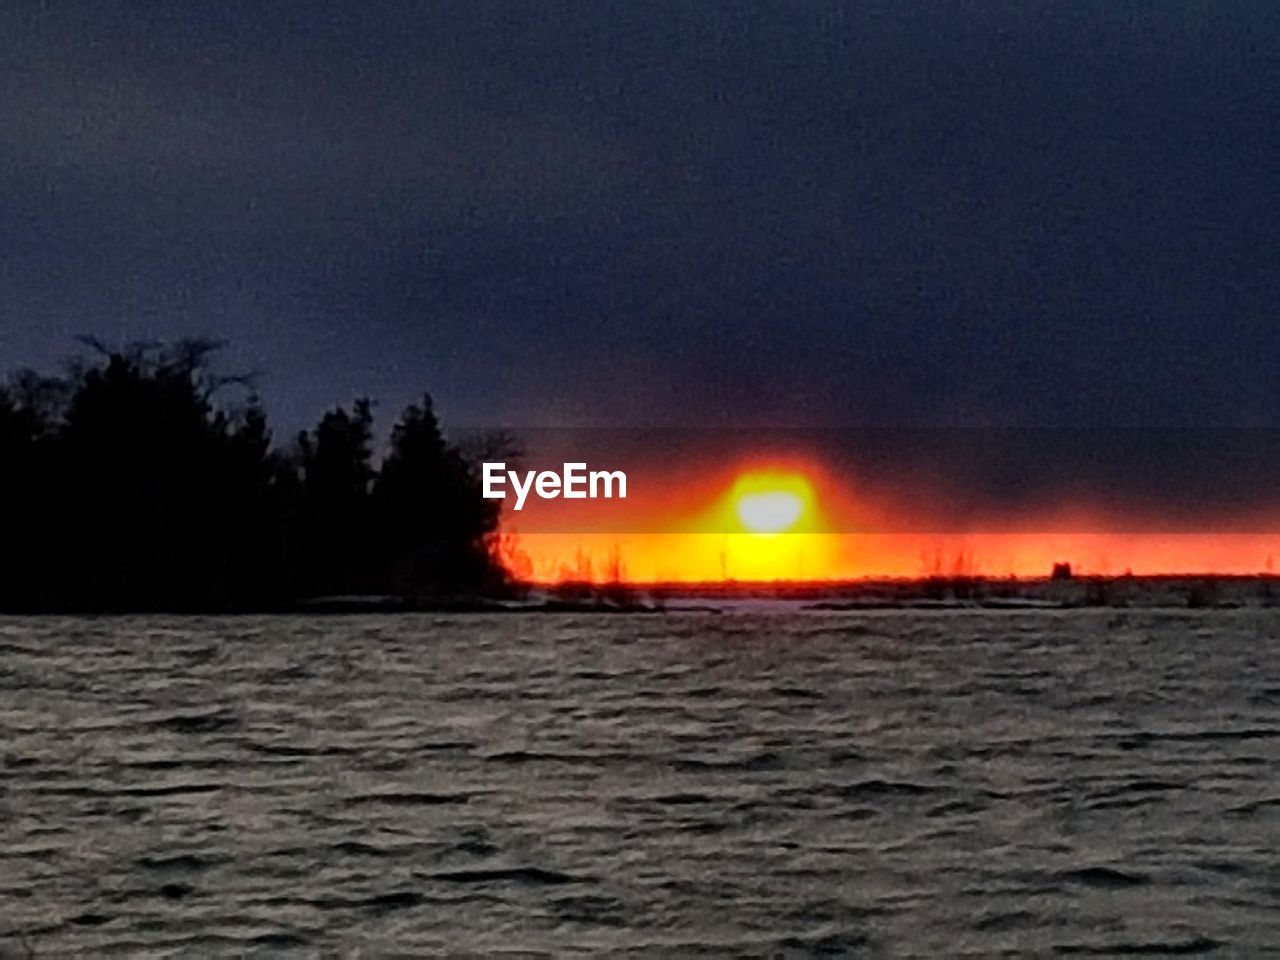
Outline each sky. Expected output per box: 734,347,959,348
2,3,1277,450
5,0,1275,576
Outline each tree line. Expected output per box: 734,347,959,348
0,339,510,612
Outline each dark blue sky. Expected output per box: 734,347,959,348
2,1,1277,437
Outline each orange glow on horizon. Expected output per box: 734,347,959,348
493,456,1280,584
502,531,1280,584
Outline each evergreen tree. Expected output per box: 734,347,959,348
372,396,501,595
0,339,508,611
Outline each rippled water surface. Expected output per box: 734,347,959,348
1,610,1277,956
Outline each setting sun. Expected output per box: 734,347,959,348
728,471,818,534
735,491,804,534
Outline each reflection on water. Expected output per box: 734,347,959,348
0,610,1276,955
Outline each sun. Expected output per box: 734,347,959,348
730,471,816,536
736,490,804,534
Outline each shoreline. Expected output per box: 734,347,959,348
3,573,1278,616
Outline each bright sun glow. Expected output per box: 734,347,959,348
728,471,817,537
735,491,804,534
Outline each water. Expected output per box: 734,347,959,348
0,610,1276,956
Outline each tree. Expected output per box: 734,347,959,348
292,399,376,596
50,340,277,609
371,396,502,595
0,376,61,609
0,339,511,611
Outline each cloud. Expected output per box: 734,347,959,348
0,0,1276,442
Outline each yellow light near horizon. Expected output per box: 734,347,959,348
723,471,822,578
735,490,804,535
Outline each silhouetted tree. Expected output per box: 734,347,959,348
0,339,508,611
371,396,501,595
291,399,376,597
52,340,277,609
0,374,62,609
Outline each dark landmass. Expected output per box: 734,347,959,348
620,574,1280,611
0,339,510,614
264,574,1280,615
